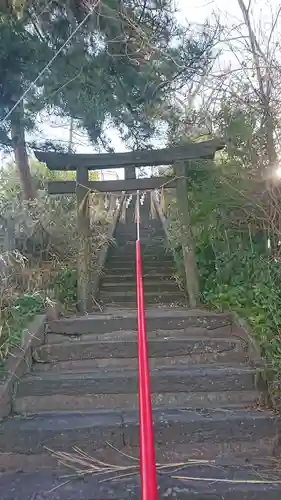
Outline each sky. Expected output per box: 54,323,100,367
28,1,228,180
13,0,281,179
31,1,247,157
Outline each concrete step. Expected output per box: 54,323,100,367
15,388,259,413
99,281,182,293
101,302,186,309
35,345,247,373
15,364,257,401
115,221,162,232
1,464,281,500
0,439,276,474
99,294,186,307
111,240,167,247
107,261,175,268
2,463,281,499
106,264,175,274
104,265,176,274
34,336,246,363
101,273,175,282
47,309,232,335
108,255,174,262
46,326,234,342
111,238,167,244
0,408,278,455
108,255,174,264
109,247,171,257
15,362,259,413
33,356,248,375
99,290,185,300
115,239,166,247
113,226,165,234
114,235,165,243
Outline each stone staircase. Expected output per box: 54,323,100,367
0,219,281,498
98,220,186,307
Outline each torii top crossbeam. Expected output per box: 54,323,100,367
34,139,224,171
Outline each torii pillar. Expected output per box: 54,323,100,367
124,166,136,224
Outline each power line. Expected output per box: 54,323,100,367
1,0,100,125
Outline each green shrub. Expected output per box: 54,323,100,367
166,159,281,388
0,293,45,361
51,266,77,311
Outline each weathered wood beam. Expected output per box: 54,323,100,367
47,177,176,195
124,164,136,223
76,167,91,314
35,139,224,171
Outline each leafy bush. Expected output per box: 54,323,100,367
51,266,77,312
0,159,114,360
0,293,45,361
166,158,281,388
202,244,281,376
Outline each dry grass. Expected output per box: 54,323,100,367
46,444,281,492
46,444,216,491
0,191,116,360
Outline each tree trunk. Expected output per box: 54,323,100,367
10,103,35,200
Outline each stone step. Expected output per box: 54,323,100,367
101,273,175,282
99,293,186,306
0,408,278,455
113,240,167,246
15,388,258,413
46,326,234,342
108,255,174,262
115,224,163,233
16,364,256,399
115,240,166,247
109,247,171,256
100,281,181,293
112,238,165,248
34,336,246,363
111,240,167,247
114,235,165,243
108,255,173,264
99,290,185,300
114,225,164,233
100,302,186,308
104,265,176,274
47,309,232,335
0,439,276,474
34,356,247,375
2,462,281,499
105,264,175,274
3,465,281,500
0,437,276,473
32,350,249,374
109,247,164,254
115,228,163,234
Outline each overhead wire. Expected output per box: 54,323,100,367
0,0,214,149
1,0,101,125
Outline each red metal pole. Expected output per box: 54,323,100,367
136,191,158,500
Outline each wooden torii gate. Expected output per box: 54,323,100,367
35,139,223,312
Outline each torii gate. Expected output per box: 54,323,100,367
35,139,223,312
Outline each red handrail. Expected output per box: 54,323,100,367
136,191,158,500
